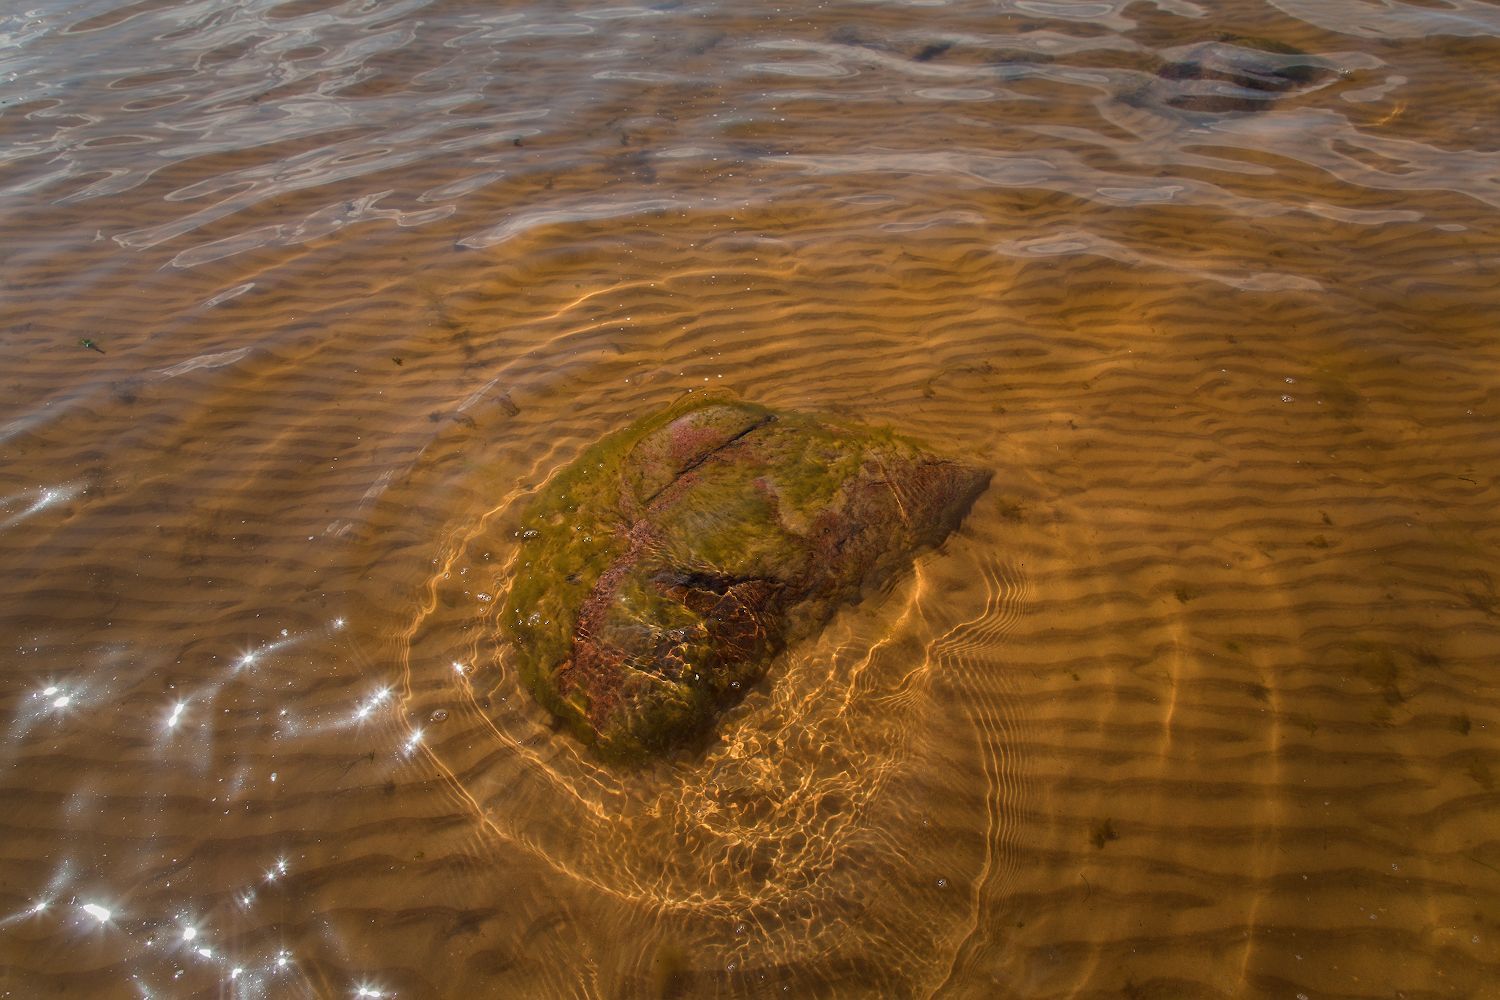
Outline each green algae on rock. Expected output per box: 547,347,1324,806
502,395,992,763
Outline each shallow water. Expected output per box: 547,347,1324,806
2,0,1499,996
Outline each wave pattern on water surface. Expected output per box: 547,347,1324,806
1,0,1499,997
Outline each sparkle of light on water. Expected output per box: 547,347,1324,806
1,0,1497,997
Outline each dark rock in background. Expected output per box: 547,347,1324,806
1144,37,1337,114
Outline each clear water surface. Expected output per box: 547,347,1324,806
1,0,1498,996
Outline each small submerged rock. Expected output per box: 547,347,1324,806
502,395,992,762
1133,37,1338,114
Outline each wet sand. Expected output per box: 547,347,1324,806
1,0,1498,996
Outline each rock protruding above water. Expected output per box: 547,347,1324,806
502,396,992,762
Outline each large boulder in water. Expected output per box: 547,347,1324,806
502,395,992,762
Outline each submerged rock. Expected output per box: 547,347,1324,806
502,395,992,762
1133,37,1336,114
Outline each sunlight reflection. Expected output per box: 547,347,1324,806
6,0,1496,992
2,898,51,926
233,627,312,675
35,684,74,712
0,484,81,533
354,688,391,722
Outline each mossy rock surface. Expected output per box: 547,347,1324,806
502,395,992,763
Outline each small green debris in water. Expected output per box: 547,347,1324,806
79,338,105,354
1089,818,1119,849
996,496,1026,523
